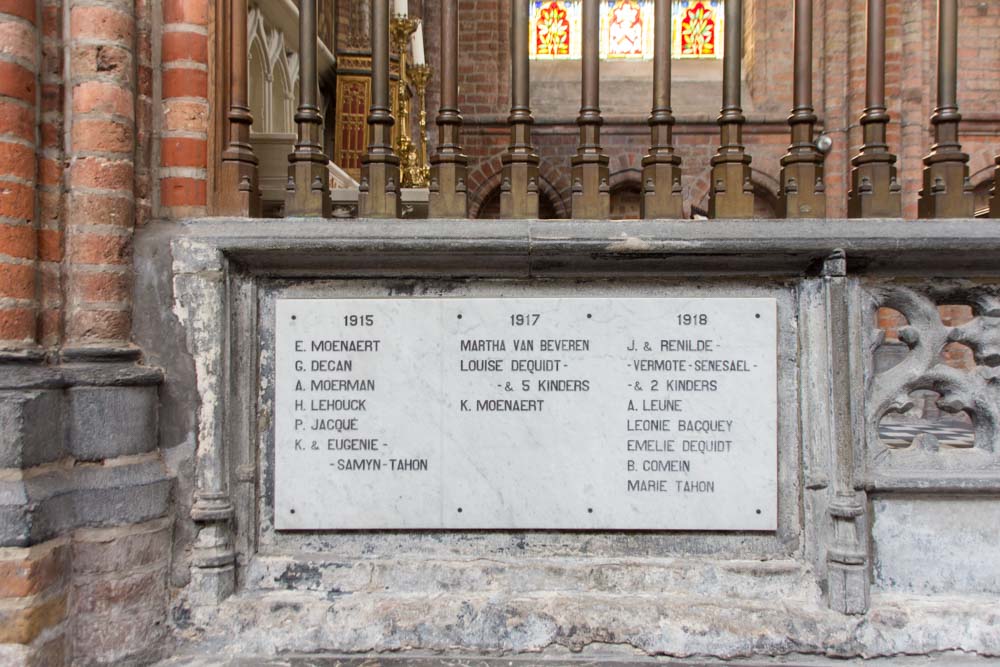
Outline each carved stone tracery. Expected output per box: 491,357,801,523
867,285,1000,474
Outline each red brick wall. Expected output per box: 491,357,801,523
64,0,137,349
160,0,211,217
38,0,64,348
0,0,39,351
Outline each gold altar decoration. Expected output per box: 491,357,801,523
389,14,431,188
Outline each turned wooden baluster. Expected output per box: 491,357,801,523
571,0,610,219
500,0,540,219
708,0,754,219
641,0,683,219
778,0,825,218
218,0,261,216
991,156,1000,218
286,0,331,217
848,0,901,218
918,0,974,218
359,0,402,218
429,0,469,218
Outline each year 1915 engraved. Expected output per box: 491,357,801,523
344,314,374,326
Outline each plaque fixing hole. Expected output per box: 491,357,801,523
291,315,297,320
457,314,462,319
587,314,592,319
457,507,463,513
290,509,296,514
755,314,761,319
755,509,762,515
588,507,593,513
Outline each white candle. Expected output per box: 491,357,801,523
393,0,408,17
411,20,425,65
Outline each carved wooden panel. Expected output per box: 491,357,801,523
333,74,370,179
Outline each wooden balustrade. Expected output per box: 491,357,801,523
779,0,825,219
848,0,902,218
708,0,754,219
286,0,331,217
500,0,541,219
217,0,261,216
640,0,683,219
571,0,611,219
213,0,996,222
919,0,974,217
428,0,468,218
356,0,400,218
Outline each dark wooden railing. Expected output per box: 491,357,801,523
216,0,999,221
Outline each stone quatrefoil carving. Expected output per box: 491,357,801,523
867,286,1000,460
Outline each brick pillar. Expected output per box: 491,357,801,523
38,0,65,350
0,0,40,357
134,0,153,226
64,0,137,355
160,0,210,217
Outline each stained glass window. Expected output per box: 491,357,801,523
528,0,723,61
602,0,653,59
672,0,724,59
530,1,581,59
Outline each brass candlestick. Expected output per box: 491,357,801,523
389,15,418,186
408,63,431,188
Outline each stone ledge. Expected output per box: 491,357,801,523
245,555,818,601
167,590,1000,661
155,653,1000,667
164,218,1000,278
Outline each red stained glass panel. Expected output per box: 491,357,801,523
535,1,572,56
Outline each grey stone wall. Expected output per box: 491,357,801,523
121,218,1000,663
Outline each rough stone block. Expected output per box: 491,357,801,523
0,390,64,469
0,480,31,547
72,607,168,665
0,538,69,598
0,592,67,644
67,385,158,461
72,517,172,576
74,462,172,528
73,565,167,615
188,563,235,604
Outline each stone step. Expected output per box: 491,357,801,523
157,652,1000,667
245,556,819,601
163,589,1000,662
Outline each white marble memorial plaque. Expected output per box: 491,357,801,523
274,297,778,530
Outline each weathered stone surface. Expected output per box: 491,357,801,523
72,517,173,576
246,556,816,601
0,538,69,598
0,592,67,644
0,390,64,469
73,566,168,615
67,385,159,461
873,497,1000,595
72,606,169,666
154,655,1000,667
126,219,1000,665
0,458,171,547
166,588,1000,661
